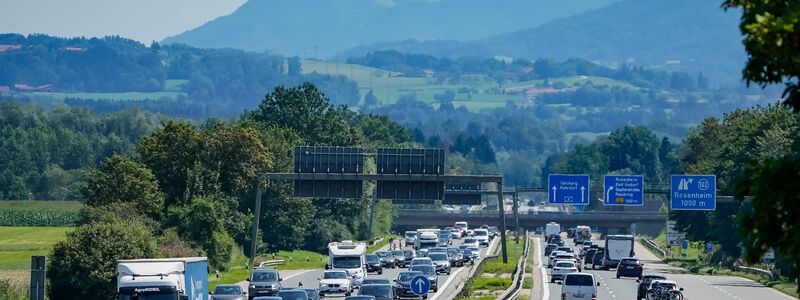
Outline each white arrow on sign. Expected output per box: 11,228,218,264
415,278,425,291
606,186,614,203
552,186,557,202
580,186,586,203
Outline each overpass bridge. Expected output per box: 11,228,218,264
393,209,667,235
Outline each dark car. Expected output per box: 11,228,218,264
446,247,463,267
427,252,452,275
636,275,667,300
544,244,559,255
293,288,320,300
616,257,644,279
366,254,383,274
362,278,391,285
488,226,499,238
359,284,394,300
392,250,408,267
403,249,416,262
591,250,604,269
460,249,474,265
248,268,282,299
211,285,246,300
409,265,438,292
584,249,598,265
277,290,309,300
393,271,426,299
375,251,396,268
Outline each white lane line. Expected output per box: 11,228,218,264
283,269,316,281
536,238,549,300
430,265,468,300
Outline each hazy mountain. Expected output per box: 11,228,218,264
335,0,746,84
162,0,619,57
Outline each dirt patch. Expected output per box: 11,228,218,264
499,273,512,279
0,270,28,287
481,273,497,278
470,289,506,297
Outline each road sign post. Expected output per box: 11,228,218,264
410,275,430,296
603,175,644,206
670,175,716,210
547,174,590,205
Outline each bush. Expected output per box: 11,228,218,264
0,279,25,300
47,221,157,300
304,219,353,253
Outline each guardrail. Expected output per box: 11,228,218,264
642,239,666,258
447,235,502,300
256,260,286,268
498,231,531,300
736,265,774,279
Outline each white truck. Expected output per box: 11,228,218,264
415,229,440,253
117,257,208,300
602,235,635,270
327,240,367,287
545,222,561,240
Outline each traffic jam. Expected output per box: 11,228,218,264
541,222,685,300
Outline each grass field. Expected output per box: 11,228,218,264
0,200,82,227
25,91,185,101
0,200,82,212
0,227,70,270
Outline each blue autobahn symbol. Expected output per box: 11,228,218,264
548,174,590,205
671,175,716,210
410,275,430,296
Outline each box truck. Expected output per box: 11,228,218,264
117,257,208,300
602,235,634,270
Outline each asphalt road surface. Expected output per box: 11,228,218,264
537,236,796,300
281,237,494,299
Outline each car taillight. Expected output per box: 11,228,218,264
571,268,577,272
561,292,566,300
592,293,597,299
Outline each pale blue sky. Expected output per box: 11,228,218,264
0,0,246,43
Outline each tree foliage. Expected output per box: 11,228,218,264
723,0,800,110
47,220,157,300
81,155,163,219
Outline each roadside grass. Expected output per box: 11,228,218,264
367,234,401,253
0,227,70,270
0,200,82,212
481,237,525,275
457,236,526,299
522,276,533,289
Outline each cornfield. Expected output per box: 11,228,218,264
0,210,79,226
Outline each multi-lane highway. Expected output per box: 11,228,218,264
535,236,795,300
274,237,496,299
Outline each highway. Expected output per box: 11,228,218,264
278,237,496,299
536,236,796,300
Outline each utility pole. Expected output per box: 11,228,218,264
249,183,263,268
497,180,508,263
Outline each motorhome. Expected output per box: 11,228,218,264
117,257,208,300
545,222,561,240
574,225,592,243
327,240,367,287
602,235,635,270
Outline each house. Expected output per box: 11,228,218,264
14,84,34,91
422,69,435,78
0,44,22,52
65,47,84,52
13,84,54,92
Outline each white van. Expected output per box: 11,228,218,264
561,273,599,300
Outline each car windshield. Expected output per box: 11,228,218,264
214,286,241,294
429,253,448,261
643,276,666,283
277,290,308,300
405,232,417,238
403,250,414,256
410,265,435,275
464,238,476,243
655,282,676,290
367,254,379,262
324,271,348,279
412,259,431,265
621,259,639,265
252,271,278,282
392,250,404,256
564,275,594,286
398,272,421,282
475,231,487,236
556,255,573,260
461,250,473,255
376,251,390,257
363,279,390,284
555,262,575,268
360,285,391,295
332,256,361,268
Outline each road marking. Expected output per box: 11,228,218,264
430,265,468,300
283,269,316,281
536,238,550,300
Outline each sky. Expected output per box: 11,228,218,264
0,0,246,43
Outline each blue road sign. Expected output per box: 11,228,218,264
681,240,689,250
410,275,430,296
603,175,644,206
705,242,713,253
671,175,716,210
548,174,590,205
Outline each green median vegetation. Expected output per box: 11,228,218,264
456,235,526,300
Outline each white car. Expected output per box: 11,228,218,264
462,238,479,248
553,254,581,271
551,261,579,283
561,273,599,300
473,229,490,246
318,270,353,297
409,257,434,268
548,250,566,268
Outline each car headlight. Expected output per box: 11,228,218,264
249,285,256,289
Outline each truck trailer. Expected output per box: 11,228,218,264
117,257,208,300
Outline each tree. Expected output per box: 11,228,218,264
47,221,156,300
138,121,202,205
81,155,164,219
287,57,302,76
723,0,800,110
245,83,360,146
364,89,379,107
166,195,242,270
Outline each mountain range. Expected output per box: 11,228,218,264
163,0,619,57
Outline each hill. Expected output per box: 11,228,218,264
334,0,746,84
162,0,618,57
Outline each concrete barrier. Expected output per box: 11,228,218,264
498,231,531,300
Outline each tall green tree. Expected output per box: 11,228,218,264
723,0,800,110
81,155,164,219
